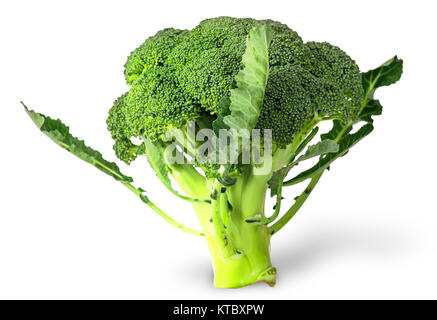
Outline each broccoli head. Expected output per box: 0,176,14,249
108,17,363,164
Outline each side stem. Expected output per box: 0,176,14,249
269,173,322,235
122,182,208,237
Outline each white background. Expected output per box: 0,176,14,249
1,0,436,299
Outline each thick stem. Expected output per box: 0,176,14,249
172,165,275,287
207,231,275,288
208,169,275,287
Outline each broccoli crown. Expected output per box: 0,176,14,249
257,42,363,145
108,16,364,163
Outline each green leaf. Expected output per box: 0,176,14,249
362,56,403,95
337,124,374,155
292,139,339,165
23,103,133,183
23,103,208,237
223,24,272,133
294,127,319,157
354,57,402,128
321,120,351,141
357,99,383,123
213,25,272,181
144,138,211,203
284,124,374,186
143,138,174,190
268,170,283,197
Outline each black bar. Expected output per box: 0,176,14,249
0,299,431,318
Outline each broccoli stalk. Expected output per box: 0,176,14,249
167,157,275,287
209,172,275,287
23,17,403,288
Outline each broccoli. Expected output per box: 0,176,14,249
23,17,403,288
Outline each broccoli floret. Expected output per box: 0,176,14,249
124,28,189,85
304,41,364,119
107,92,129,142
257,43,363,147
257,65,318,146
125,66,201,140
106,93,140,164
